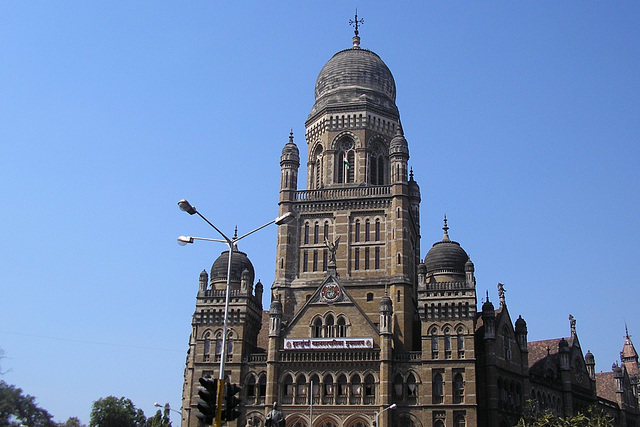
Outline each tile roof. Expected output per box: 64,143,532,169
595,372,617,403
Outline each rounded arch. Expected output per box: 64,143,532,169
454,323,468,334
428,325,440,335
312,414,341,427
393,412,422,427
344,414,370,427
286,414,308,427
244,411,266,427
332,131,362,150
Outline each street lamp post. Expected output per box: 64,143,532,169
178,199,293,427
374,403,397,427
154,402,182,418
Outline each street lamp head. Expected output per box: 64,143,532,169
275,211,294,225
178,199,197,215
389,403,397,410
177,236,194,246
154,402,162,408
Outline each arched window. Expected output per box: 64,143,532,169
336,138,354,184
258,374,266,403
350,374,362,404
393,374,403,398
247,375,256,403
325,315,334,338
406,373,417,404
215,331,223,355
324,221,329,240
203,332,211,361
354,220,360,242
454,415,466,427
365,220,370,241
313,146,323,189
375,247,380,269
444,328,452,359
337,374,348,403
323,375,334,404
457,328,465,359
503,326,511,360
313,318,323,338
304,223,309,245
314,222,319,244
283,374,294,404
431,333,439,359
337,317,346,338
313,250,318,272
310,374,320,404
296,375,307,404
364,374,375,404
454,372,464,404
375,219,380,241
433,372,444,404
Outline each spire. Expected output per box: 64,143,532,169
442,215,450,242
349,10,364,48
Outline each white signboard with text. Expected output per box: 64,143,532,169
284,337,374,350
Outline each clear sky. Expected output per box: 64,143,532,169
1,1,639,424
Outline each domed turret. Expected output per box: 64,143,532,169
515,315,527,334
389,128,409,156
424,217,470,281
210,247,255,285
281,131,300,165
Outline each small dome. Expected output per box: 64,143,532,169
559,338,569,350
210,248,255,284
310,46,398,119
585,350,595,364
417,262,427,275
515,315,527,334
270,298,282,315
379,294,393,313
465,259,475,272
482,299,495,316
389,129,409,156
281,131,300,164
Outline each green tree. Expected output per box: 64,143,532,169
58,417,86,427
89,396,146,427
144,405,171,427
0,380,56,427
516,406,614,427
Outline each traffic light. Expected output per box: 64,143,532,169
222,381,242,421
195,377,217,425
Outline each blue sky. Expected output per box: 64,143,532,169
1,1,639,424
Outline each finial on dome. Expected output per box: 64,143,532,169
442,215,450,241
233,226,238,240
289,129,294,143
349,10,364,48
409,167,414,180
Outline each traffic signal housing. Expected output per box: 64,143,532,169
195,377,217,425
223,382,242,421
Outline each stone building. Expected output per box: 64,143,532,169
180,28,639,427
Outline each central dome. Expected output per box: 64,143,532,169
210,248,255,284
309,45,398,119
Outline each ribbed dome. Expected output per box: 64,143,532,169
309,46,398,118
424,238,469,275
281,131,300,164
210,248,255,284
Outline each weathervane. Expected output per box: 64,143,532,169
349,10,364,37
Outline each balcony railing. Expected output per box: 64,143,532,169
295,185,391,202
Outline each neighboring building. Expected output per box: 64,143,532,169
180,27,639,427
